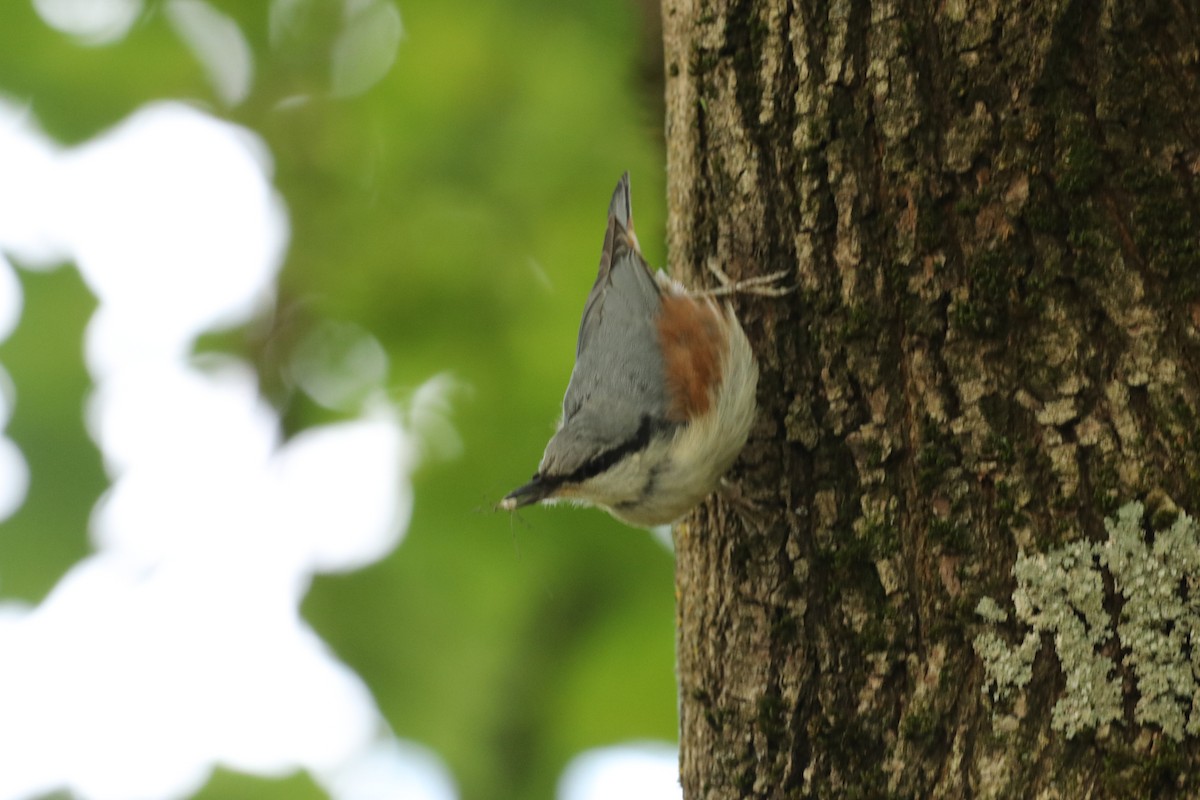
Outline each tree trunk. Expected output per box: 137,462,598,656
662,0,1200,796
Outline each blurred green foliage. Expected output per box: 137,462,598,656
0,1,674,799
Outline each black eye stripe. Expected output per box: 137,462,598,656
540,415,675,488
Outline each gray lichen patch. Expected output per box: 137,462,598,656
974,501,1200,740
973,628,1038,702
1100,503,1200,739
975,595,1008,623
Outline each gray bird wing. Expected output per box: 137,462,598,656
537,173,674,481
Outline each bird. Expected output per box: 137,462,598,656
500,172,771,527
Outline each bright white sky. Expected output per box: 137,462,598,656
0,2,682,799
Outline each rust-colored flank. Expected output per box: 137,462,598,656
657,295,725,421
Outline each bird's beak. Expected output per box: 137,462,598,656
499,475,554,511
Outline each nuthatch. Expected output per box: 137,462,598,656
500,173,765,527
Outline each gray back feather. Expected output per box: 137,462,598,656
538,173,670,479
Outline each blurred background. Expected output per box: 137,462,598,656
0,1,677,799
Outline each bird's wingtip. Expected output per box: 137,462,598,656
608,172,633,230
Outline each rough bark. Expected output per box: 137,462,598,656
663,0,1200,797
